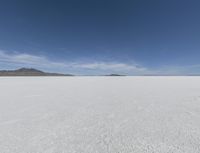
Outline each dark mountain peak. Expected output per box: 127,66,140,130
106,74,126,76
0,68,73,76
15,68,44,73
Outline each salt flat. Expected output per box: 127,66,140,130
0,77,200,153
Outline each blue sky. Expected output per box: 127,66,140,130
0,0,200,75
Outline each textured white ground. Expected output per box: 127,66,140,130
0,77,200,153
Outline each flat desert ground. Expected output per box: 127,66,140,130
0,77,200,153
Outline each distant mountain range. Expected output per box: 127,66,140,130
105,74,126,76
0,68,73,76
1,68,198,76
0,68,128,76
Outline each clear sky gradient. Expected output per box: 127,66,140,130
0,0,200,75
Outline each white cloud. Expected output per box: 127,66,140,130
0,50,68,68
71,62,147,73
2,50,200,75
0,50,148,74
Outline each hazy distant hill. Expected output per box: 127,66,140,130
0,68,73,76
106,74,126,76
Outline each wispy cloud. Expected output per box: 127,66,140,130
0,50,148,75
1,50,198,75
71,62,148,74
0,50,67,68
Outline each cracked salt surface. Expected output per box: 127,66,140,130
0,77,200,152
